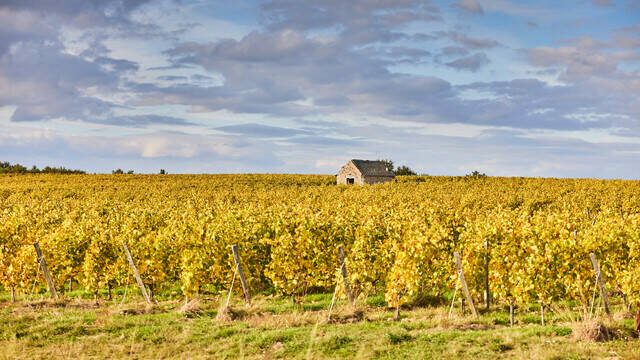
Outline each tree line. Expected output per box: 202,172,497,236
0,161,85,174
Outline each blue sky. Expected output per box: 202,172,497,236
1,0,639,177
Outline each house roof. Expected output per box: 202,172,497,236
350,159,395,177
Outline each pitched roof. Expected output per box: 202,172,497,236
350,159,395,177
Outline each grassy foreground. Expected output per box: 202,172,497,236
1,288,639,360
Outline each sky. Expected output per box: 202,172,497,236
1,0,639,177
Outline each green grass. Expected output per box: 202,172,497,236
0,289,638,359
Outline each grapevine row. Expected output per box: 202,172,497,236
1,174,639,309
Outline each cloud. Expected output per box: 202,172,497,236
526,42,639,81
215,123,312,137
438,31,502,49
260,0,442,46
591,0,615,7
158,75,188,81
445,53,490,71
452,0,485,14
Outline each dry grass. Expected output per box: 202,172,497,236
177,298,202,315
572,319,612,342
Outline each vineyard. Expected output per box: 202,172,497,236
1,173,639,315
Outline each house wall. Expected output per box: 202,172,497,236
336,161,363,184
363,176,394,185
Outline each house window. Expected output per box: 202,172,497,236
347,177,355,184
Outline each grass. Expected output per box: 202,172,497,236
1,288,639,359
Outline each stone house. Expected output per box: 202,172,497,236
336,159,395,185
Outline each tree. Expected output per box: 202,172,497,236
378,159,394,173
0,161,84,174
394,165,417,176
378,159,417,176
466,170,487,178
159,169,166,175
127,170,134,174
112,169,124,175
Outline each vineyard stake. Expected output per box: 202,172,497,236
338,245,354,305
225,266,237,308
327,282,338,322
122,241,152,304
540,303,545,326
448,281,458,318
509,299,514,327
395,292,401,321
589,253,610,315
10,285,15,303
454,251,478,319
484,240,490,309
33,242,58,300
231,244,251,305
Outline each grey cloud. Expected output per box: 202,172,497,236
94,56,139,72
284,136,363,147
526,44,638,81
215,123,313,137
313,95,351,106
592,0,615,7
158,75,189,81
260,0,442,45
108,115,197,128
438,31,502,49
452,0,485,14
440,46,470,57
1,0,154,32
191,74,213,81
445,53,490,71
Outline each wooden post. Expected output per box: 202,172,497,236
589,253,610,315
460,297,465,314
395,292,401,321
10,285,15,303
453,251,478,319
338,245,354,305
509,299,514,327
69,278,72,293
484,240,489,309
122,242,152,304
33,242,58,300
540,303,545,326
231,244,251,305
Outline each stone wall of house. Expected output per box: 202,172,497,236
336,161,363,184
363,176,394,185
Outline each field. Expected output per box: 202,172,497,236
1,174,640,358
